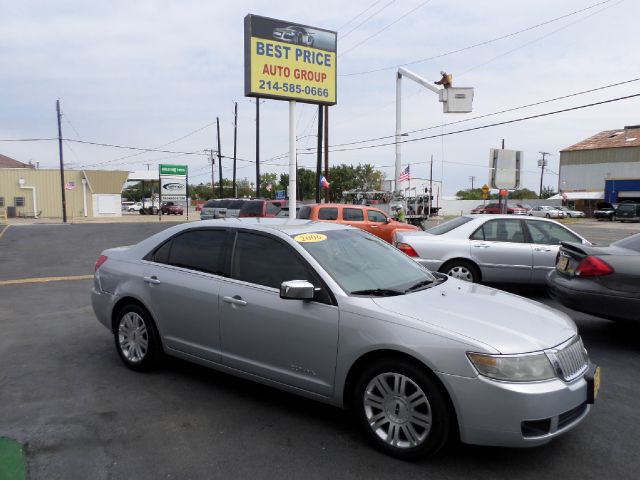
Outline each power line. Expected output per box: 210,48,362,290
340,0,614,76
64,139,208,156
289,78,640,153
340,0,433,57
340,0,397,41
457,0,623,77
335,1,383,32
295,93,640,155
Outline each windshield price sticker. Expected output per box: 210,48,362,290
294,233,327,243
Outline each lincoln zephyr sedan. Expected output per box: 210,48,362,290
92,219,599,460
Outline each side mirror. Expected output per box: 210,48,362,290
280,280,315,300
386,217,392,224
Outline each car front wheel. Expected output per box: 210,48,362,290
353,358,452,460
114,304,162,371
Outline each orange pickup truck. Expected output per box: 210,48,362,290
297,203,419,243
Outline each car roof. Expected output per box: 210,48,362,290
195,218,351,235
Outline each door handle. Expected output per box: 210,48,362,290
473,244,491,248
143,276,161,285
223,295,248,307
534,247,553,252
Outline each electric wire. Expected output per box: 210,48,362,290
340,0,615,76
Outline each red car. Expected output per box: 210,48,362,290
160,202,184,215
481,203,528,215
238,200,283,218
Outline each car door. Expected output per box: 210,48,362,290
219,231,339,397
469,219,532,282
142,229,231,362
524,219,584,282
366,209,391,241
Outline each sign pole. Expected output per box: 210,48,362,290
289,100,297,220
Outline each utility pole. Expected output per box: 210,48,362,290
232,102,238,197
255,99,260,198
323,105,329,202
428,155,433,217
469,175,475,190
538,151,551,198
315,105,324,203
205,149,215,196
56,99,67,223
216,117,223,198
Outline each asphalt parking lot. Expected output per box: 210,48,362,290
1,221,639,479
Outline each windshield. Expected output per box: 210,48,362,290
614,233,640,252
617,204,636,212
293,229,436,295
427,216,473,235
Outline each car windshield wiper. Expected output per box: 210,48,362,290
404,279,436,293
350,288,404,297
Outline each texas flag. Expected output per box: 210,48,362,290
319,176,330,189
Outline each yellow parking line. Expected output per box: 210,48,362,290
0,225,9,239
0,274,94,286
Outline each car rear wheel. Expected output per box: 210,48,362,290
440,260,480,283
353,358,452,460
114,304,162,371
545,213,551,218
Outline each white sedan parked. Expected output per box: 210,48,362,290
393,215,589,284
530,205,566,218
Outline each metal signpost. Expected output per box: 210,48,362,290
159,164,188,221
244,14,337,219
489,149,522,213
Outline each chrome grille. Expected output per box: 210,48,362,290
546,337,589,382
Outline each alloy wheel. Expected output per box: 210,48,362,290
363,372,432,449
446,265,474,282
118,312,149,363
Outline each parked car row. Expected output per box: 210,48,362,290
199,198,286,220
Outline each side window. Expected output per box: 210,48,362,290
266,202,281,215
165,230,229,275
471,220,526,243
367,210,387,223
318,207,338,220
14,197,25,207
343,208,364,221
0,197,4,207
297,206,312,219
232,233,330,303
151,240,172,264
526,221,581,245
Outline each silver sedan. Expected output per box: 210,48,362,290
393,215,589,284
92,219,597,460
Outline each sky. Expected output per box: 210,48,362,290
1,0,639,195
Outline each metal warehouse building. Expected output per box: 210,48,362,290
0,161,129,219
559,125,640,206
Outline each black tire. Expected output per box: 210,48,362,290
352,358,453,460
545,213,551,218
439,259,480,283
114,304,163,371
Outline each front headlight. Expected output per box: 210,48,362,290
467,352,556,382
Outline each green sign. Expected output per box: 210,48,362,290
160,164,187,176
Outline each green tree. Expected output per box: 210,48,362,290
509,188,538,200
540,186,557,199
259,173,278,198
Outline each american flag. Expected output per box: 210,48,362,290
398,165,410,182
65,181,76,190
266,183,272,192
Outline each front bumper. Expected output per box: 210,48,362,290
438,370,591,447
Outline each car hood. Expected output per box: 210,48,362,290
372,278,576,354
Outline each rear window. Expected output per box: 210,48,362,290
614,234,640,252
266,203,281,215
228,200,246,209
343,208,364,221
219,200,232,208
596,203,614,209
203,200,219,208
617,204,636,212
239,201,263,216
318,207,338,220
297,206,312,219
427,216,473,235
